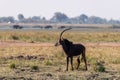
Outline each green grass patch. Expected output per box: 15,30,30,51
11,35,19,40
93,61,106,72
31,65,39,71
9,63,16,69
45,60,53,66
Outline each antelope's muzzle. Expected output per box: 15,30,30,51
55,42,60,46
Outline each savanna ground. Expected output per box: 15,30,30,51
0,30,120,80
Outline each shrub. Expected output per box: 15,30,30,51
93,61,106,72
45,60,53,66
9,63,16,69
97,65,105,72
12,35,19,40
31,65,39,71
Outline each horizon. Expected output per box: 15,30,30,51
0,0,120,20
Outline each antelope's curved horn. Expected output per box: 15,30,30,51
59,28,72,40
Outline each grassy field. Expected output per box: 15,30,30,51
0,30,120,80
0,30,120,42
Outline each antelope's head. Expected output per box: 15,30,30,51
55,28,72,46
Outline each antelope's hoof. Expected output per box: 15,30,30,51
65,69,68,71
71,68,74,71
83,68,88,71
76,67,79,70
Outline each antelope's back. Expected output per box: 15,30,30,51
69,43,85,56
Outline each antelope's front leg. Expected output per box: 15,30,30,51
70,57,74,70
66,56,69,71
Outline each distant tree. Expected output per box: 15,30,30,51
7,16,15,23
42,17,46,20
79,14,88,23
67,14,88,24
87,16,107,24
108,19,120,24
50,12,69,23
31,16,41,23
0,17,7,23
0,16,15,23
32,16,41,20
18,14,24,21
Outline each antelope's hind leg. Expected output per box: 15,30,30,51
82,51,88,70
76,56,80,70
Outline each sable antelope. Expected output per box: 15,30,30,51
55,28,87,71
44,25,53,29
13,25,23,29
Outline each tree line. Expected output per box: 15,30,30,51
0,12,120,24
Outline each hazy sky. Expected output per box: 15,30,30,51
0,0,120,20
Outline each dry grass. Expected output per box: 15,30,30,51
0,30,120,79
0,30,120,43
0,45,120,79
